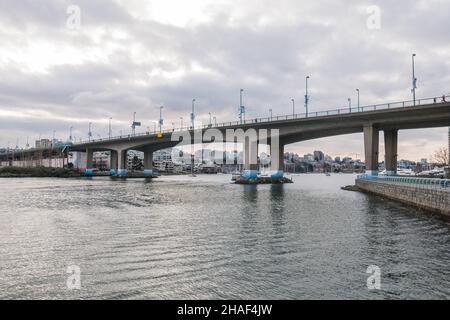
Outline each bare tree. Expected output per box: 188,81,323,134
431,147,449,166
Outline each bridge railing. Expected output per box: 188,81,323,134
72,94,449,145
357,174,450,190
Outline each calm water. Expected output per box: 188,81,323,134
0,174,449,300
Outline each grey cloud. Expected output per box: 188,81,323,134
0,0,448,160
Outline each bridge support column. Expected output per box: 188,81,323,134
143,150,154,177
269,143,284,179
384,129,398,176
85,148,94,176
364,125,379,177
117,150,128,177
110,150,118,176
242,138,258,180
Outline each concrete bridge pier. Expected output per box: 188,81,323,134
242,137,258,179
117,149,128,177
270,143,284,179
364,125,379,177
143,150,154,177
384,129,398,176
85,148,94,176
110,150,118,176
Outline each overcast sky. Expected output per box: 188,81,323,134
0,0,449,160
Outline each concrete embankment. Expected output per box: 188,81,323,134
355,178,450,216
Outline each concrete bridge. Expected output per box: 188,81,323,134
2,95,450,179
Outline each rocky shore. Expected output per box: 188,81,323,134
0,167,83,178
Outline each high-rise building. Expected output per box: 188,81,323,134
313,150,324,162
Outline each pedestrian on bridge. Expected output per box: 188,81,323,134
442,95,447,103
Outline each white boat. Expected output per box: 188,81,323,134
397,168,415,176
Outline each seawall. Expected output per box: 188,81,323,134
356,178,450,216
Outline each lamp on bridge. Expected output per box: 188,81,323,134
191,99,196,129
305,75,310,118
159,106,164,133
412,53,417,106
356,89,360,112
88,122,92,142
131,112,141,136
239,89,245,124
291,98,295,117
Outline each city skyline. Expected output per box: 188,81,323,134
0,0,449,161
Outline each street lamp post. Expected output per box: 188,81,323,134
291,99,295,117
190,99,196,176
88,122,92,142
159,106,164,133
108,117,112,139
239,89,245,124
305,76,310,118
269,108,272,121
191,99,196,129
412,53,417,106
356,89,360,112
209,112,212,126
132,112,136,135
69,126,73,143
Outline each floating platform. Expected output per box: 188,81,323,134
234,176,293,184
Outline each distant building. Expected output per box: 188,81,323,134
35,139,52,149
154,149,172,162
304,153,314,162
313,150,324,162
92,151,110,171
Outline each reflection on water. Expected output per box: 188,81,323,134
0,174,449,299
